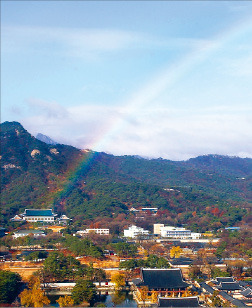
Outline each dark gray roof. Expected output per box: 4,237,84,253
216,277,234,283
200,282,214,295
219,291,247,307
169,258,193,266
140,268,188,290
241,288,252,298
219,282,241,291
239,280,252,288
158,296,200,307
24,209,56,216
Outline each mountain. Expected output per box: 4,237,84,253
36,133,57,145
1,121,251,231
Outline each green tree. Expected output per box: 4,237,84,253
71,279,97,304
112,242,137,258
0,270,21,304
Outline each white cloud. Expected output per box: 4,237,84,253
21,102,252,161
2,25,210,60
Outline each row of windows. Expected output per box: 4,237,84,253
25,217,54,221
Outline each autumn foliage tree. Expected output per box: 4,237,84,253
56,295,74,307
111,273,126,290
19,276,50,307
170,246,182,258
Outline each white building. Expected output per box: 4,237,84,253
13,229,46,239
153,224,201,239
124,225,150,238
76,228,110,236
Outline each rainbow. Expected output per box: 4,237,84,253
52,14,252,206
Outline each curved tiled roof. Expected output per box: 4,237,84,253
140,268,188,290
158,296,200,307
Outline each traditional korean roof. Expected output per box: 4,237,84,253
139,268,188,290
24,209,56,216
11,214,23,221
59,215,70,220
218,282,241,291
200,282,214,295
219,291,247,307
241,288,252,298
216,277,234,283
169,257,193,266
158,296,200,307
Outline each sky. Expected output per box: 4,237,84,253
1,1,252,161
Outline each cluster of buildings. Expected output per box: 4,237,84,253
122,224,201,239
132,268,251,307
200,277,251,307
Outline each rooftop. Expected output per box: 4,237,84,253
216,277,234,283
158,296,200,307
218,282,242,291
24,209,56,216
139,268,188,290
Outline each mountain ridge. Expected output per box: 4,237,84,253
1,121,251,231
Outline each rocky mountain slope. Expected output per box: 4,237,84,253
1,121,251,230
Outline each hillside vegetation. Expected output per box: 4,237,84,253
1,121,251,231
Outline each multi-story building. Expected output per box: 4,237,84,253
124,225,149,238
154,224,201,239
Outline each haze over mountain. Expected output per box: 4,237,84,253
36,133,58,145
1,121,251,230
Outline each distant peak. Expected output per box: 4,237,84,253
36,133,57,145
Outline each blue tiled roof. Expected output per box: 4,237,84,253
24,209,55,216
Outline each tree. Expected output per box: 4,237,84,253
210,290,223,307
138,286,149,304
111,273,126,290
71,279,97,304
41,251,86,282
0,270,21,304
170,246,182,258
56,295,74,307
19,276,50,307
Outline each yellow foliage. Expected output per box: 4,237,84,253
151,291,158,303
139,286,149,302
19,276,50,307
56,295,74,307
111,273,125,290
170,246,182,258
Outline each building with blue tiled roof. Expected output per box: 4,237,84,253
11,209,57,222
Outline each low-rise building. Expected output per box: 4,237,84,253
76,228,110,236
154,224,201,239
123,225,149,238
13,229,45,239
11,209,57,222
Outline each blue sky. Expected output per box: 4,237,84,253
1,1,252,160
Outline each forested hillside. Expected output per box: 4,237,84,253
1,121,251,231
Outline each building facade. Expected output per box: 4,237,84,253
154,224,201,239
76,228,110,236
124,225,150,238
11,209,57,222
